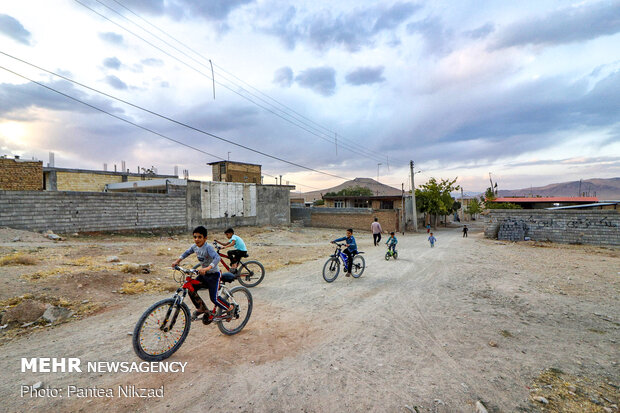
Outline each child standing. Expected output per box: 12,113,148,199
331,228,357,277
463,225,468,238
385,231,398,254
172,226,234,322
428,232,437,248
215,228,248,274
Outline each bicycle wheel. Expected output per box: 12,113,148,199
393,251,398,260
237,260,265,287
217,286,253,335
350,255,366,278
133,298,191,361
384,251,390,261
322,257,340,283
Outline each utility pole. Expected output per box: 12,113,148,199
410,160,418,231
578,179,582,197
460,187,464,221
377,163,382,182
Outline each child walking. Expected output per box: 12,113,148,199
428,232,437,248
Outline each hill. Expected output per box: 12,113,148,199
497,177,620,200
300,178,402,202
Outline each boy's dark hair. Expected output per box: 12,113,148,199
374,217,378,222
224,227,234,234
347,228,353,233
390,231,395,235
193,226,208,237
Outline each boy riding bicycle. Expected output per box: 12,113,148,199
215,228,248,274
331,228,357,277
386,231,397,255
172,226,235,323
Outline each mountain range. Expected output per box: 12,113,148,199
496,177,620,200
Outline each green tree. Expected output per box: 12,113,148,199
465,197,482,217
415,177,460,227
484,187,496,201
325,186,373,197
486,202,522,209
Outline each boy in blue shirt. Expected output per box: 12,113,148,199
386,231,398,254
215,227,248,274
172,226,233,322
331,228,357,277
428,232,437,248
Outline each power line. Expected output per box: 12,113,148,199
0,63,351,183
76,0,407,166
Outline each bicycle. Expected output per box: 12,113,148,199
211,242,265,288
385,247,398,260
132,265,252,361
322,243,365,283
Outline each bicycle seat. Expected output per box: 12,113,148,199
355,251,364,255
221,272,236,283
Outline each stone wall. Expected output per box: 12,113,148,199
0,159,43,190
0,190,186,233
291,207,400,232
484,210,620,246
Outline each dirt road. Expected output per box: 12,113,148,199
1,228,618,412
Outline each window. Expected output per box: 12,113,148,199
334,200,344,208
220,163,226,175
354,199,369,208
380,200,394,209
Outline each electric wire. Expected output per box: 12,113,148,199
0,63,351,184
77,0,406,166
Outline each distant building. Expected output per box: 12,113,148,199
0,156,43,190
491,197,599,209
208,161,261,184
43,167,176,192
322,194,403,210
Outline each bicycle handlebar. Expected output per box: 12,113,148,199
173,265,198,275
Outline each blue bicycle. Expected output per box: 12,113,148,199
322,243,365,283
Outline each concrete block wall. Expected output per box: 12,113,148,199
300,207,400,232
484,210,620,246
0,159,43,190
0,190,186,233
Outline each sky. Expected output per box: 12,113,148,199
0,0,619,194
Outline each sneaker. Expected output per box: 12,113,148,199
202,310,215,325
345,272,351,277
191,310,205,321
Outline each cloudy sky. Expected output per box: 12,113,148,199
0,0,619,193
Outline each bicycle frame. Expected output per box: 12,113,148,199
332,244,351,271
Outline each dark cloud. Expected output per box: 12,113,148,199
265,2,421,52
104,75,128,90
464,22,494,39
295,67,336,96
273,67,294,88
99,32,124,45
406,17,452,55
493,1,620,49
0,14,32,45
0,80,124,119
103,57,121,70
141,58,164,67
345,66,386,86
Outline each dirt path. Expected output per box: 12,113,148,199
1,228,618,412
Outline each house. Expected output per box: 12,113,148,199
208,161,261,184
43,167,176,192
0,156,43,190
490,197,599,209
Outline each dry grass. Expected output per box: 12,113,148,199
529,368,619,412
119,277,177,295
0,253,37,266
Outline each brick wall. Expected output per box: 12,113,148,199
0,191,186,233
0,159,43,190
293,207,400,232
484,210,620,246
56,171,124,192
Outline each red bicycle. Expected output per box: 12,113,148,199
194,242,265,287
